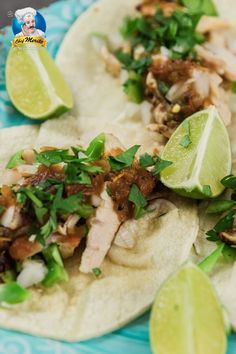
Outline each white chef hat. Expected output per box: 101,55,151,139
15,7,36,24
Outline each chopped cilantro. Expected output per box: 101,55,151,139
181,0,218,16
180,135,191,148
43,244,64,267
34,206,47,224
85,133,105,161
202,185,212,197
158,80,170,96
139,153,154,167
0,282,31,304
206,200,236,214
123,75,144,103
78,171,92,185
6,150,25,169
109,145,140,171
92,268,102,277
232,81,236,94
221,175,236,190
42,261,68,288
128,184,147,219
180,120,191,148
152,157,173,176
139,153,172,175
0,205,5,215
198,243,224,274
36,149,72,167
23,188,43,208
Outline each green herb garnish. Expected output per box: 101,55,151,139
6,150,25,169
152,157,173,176
92,268,102,277
0,282,31,304
206,200,236,214
221,175,236,190
202,185,212,197
139,153,154,167
109,145,140,171
198,243,224,274
180,120,191,148
85,133,105,161
139,153,172,175
128,184,147,219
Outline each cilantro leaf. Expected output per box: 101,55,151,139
34,206,47,224
18,188,43,208
139,153,155,167
0,205,5,214
180,120,191,148
52,185,93,218
180,135,191,148
109,145,140,171
213,209,236,234
36,149,71,167
92,267,102,277
221,175,236,190
202,185,212,197
78,171,92,185
198,242,224,274
158,80,170,96
181,0,218,16
128,184,147,219
206,200,236,214
85,133,105,161
6,150,25,169
232,81,236,94
152,157,172,176
123,78,143,103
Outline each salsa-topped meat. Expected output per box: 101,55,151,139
108,166,156,222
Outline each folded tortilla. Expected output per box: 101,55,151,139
0,118,198,340
56,0,236,332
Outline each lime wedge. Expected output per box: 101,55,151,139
6,44,73,119
150,264,227,354
160,106,231,198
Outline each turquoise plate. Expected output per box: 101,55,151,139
0,0,235,352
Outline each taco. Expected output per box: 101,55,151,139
0,117,198,341
55,0,236,333
56,0,236,146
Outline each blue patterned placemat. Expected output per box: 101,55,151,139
0,0,235,353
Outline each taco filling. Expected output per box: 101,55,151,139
0,133,172,300
94,0,236,138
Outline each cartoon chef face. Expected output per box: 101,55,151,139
24,16,36,34
15,7,37,36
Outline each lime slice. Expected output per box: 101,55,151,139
160,106,231,198
6,44,73,119
150,264,227,354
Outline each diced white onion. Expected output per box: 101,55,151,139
0,206,22,230
160,46,170,58
17,260,48,288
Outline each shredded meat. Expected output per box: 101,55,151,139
24,165,64,186
66,173,105,198
137,0,178,17
9,236,43,261
146,60,207,137
150,59,196,85
108,166,156,222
